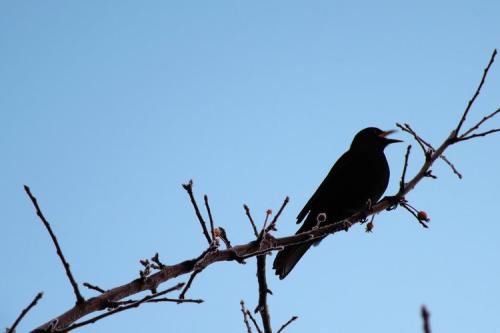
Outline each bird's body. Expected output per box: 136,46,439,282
273,127,401,279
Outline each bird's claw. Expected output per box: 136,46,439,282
342,220,352,231
383,195,401,211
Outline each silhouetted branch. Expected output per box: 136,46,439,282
244,204,260,237
182,180,212,244
399,145,412,192
455,49,497,134
179,269,201,300
204,194,216,243
276,316,299,333
246,309,263,333
265,197,290,233
421,305,431,333
55,283,185,333
7,292,43,333
240,300,253,333
28,49,498,332
255,255,272,333
24,186,84,305
83,282,106,294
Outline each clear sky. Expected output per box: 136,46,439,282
1,1,499,333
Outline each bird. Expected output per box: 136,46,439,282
273,127,401,279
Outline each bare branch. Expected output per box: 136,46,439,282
7,292,43,333
397,123,429,159
179,269,201,300
24,186,85,305
204,194,216,243
56,283,185,333
151,252,166,270
398,123,463,179
246,310,263,333
276,316,299,333
456,128,500,142
244,204,260,238
421,305,431,333
455,49,497,135
399,145,412,192
182,180,212,244
460,107,500,138
265,196,290,233
29,49,500,333
254,255,272,333
240,300,253,333
83,282,106,294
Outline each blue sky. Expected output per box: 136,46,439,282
1,1,499,332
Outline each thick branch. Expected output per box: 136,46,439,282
24,186,84,305
255,255,272,333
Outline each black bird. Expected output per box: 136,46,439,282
273,127,401,279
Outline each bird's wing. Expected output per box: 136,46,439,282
296,151,352,224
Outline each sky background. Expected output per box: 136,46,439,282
1,1,499,332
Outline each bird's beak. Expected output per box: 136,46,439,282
379,129,403,144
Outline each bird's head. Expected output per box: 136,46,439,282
350,127,402,151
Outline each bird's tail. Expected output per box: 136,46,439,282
273,219,324,279
272,241,313,280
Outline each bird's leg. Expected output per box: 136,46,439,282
382,195,402,211
342,219,353,231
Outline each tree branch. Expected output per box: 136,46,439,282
421,305,431,333
182,180,212,244
455,49,497,134
255,255,272,333
54,283,185,333
24,186,84,305
276,316,298,333
29,49,498,332
7,292,43,333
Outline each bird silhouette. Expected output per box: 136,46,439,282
273,127,401,279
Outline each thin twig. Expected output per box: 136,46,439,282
276,316,299,333
204,194,216,243
255,255,272,333
260,210,272,236
58,283,185,333
179,269,201,300
455,49,497,135
400,202,429,228
460,107,500,138
265,196,290,232
397,123,429,158
151,252,165,270
182,180,212,244
240,300,253,333
24,185,85,305
7,292,43,333
246,310,263,333
457,128,500,142
421,305,431,333
110,297,203,306
244,204,259,238
400,145,412,192
398,123,463,179
83,282,106,294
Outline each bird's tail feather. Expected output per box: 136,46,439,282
273,241,313,279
